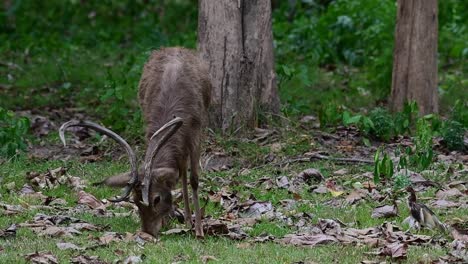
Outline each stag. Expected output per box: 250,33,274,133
59,47,211,237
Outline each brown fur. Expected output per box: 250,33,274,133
106,47,211,237
138,48,210,237
60,47,211,237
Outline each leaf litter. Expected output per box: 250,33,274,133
24,251,59,264
3,115,468,263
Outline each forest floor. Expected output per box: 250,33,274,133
1,110,467,264
2,2,467,263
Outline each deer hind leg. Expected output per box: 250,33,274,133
180,160,192,228
190,148,204,238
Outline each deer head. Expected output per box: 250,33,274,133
59,117,183,236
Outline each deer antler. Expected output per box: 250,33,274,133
141,116,184,206
59,120,138,202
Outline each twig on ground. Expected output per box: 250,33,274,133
252,153,373,170
308,153,374,164
312,131,341,140
0,61,23,71
0,83,12,89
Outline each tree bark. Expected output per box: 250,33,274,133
198,0,280,132
391,0,438,115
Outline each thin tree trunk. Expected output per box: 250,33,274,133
391,0,438,115
198,0,280,132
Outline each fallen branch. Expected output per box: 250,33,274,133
0,61,23,71
312,131,340,140
308,153,373,165
0,83,12,89
252,153,373,170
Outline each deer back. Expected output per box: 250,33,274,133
137,48,211,169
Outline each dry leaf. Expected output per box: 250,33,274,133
236,242,252,249
431,199,460,209
19,184,47,200
276,176,289,188
0,224,16,238
378,242,408,259
203,219,229,235
27,167,67,190
32,226,81,238
279,233,337,247
238,201,273,218
345,190,366,205
436,188,463,200
71,255,107,264
123,255,143,264
312,185,328,194
325,180,344,197
126,231,157,245
77,190,104,209
297,169,324,183
161,228,190,235
202,152,233,172
333,168,348,176
25,251,59,264
56,242,83,250
99,232,123,245
371,205,398,219
201,255,218,263
69,222,100,232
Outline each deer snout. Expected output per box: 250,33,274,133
136,191,173,237
141,214,163,237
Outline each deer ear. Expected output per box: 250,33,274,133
94,172,132,188
150,168,178,187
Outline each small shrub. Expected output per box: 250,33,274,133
392,173,411,190
451,100,468,127
341,110,374,145
393,101,418,136
442,120,465,150
411,119,434,171
368,107,394,141
0,108,30,157
373,148,393,184
319,103,342,128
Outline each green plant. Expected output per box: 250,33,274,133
342,111,362,127
368,107,394,141
98,66,142,134
373,148,394,184
0,107,30,157
395,146,411,172
411,119,434,171
341,110,374,145
451,100,468,127
392,173,411,190
319,103,342,128
393,101,418,136
442,120,465,151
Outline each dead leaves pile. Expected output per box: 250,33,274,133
281,220,446,259
1,141,467,263
27,167,87,191
197,164,468,262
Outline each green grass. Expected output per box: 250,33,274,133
1,1,466,263
3,233,446,264
1,151,464,263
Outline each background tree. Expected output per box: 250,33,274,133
198,0,280,132
390,0,439,115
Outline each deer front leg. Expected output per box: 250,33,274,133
180,162,192,228
190,149,204,238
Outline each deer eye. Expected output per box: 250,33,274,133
153,195,161,205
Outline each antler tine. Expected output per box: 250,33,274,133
141,117,184,206
59,120,138,202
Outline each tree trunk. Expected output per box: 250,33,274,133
198,0,280,132
391,0,438,115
